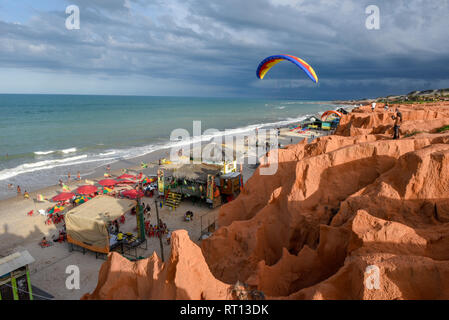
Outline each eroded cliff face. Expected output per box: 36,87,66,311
84,102,449,300
82,230,233,300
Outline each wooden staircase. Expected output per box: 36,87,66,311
165,191,182,210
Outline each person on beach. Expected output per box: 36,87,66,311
106,165,111,173
146,203,151,217
17,185,21,195
67,172,71,182
59,179,63,186
77,171,81,180
40,237,49,247
166,229,171,245
391,108,403,140
24,191,29,199
8,183,13,190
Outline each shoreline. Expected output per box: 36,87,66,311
0,113,328,201
0,128,313,202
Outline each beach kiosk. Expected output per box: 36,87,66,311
0,250,35,300
65,196,137,255
219,171,242,199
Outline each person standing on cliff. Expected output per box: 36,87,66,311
371,102,376,112
392,108,403,139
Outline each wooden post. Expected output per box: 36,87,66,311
26,267,33,300
10,276,19,300
154,199,165,262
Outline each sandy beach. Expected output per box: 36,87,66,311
0,126,314,299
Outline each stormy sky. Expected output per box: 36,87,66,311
0,0,448,99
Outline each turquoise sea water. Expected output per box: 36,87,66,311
0,94,339,199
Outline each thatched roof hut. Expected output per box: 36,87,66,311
162,163,222,183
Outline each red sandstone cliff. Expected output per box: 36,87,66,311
84,102,449,300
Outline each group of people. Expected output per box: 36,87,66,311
40,224,66,247
59,171,82,186
11,184,30,199
144,218,170,243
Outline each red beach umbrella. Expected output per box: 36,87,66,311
98,179,118,187
118,179,136,184
76,185,98,195
121,189,144,199
118,174,136,180
52,192,75,202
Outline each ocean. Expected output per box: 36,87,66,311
0,94,340,199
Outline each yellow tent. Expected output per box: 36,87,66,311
65,196,136,253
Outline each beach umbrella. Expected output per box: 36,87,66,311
48,205,65,214
74,195,91,204
118,179,136,184
141,177,150,184
76,185,98,195
98,179,118,187
52,192,75,202
101,187,112,194
118,174,136,180
121,189,144,199
142,176,157,184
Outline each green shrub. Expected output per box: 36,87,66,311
436,125,449,133
404,130,423,138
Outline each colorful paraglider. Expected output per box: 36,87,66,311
256,54,318,83
321,110,343,122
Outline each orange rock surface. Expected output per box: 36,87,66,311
84,102,449,300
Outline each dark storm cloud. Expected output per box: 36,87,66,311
0,0,448,98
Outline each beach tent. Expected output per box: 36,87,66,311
65,196,136,254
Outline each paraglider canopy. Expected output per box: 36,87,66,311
321,110,343,121
256,54,318,83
